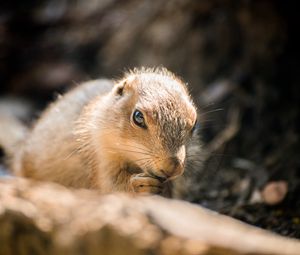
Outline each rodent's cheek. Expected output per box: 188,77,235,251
119,141,151,166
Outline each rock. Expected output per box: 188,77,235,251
0,178,299,255
261,181,288,205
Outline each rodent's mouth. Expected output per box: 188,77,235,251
147,169,168,183
127,163,168,182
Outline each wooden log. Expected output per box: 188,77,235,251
0,178,299,255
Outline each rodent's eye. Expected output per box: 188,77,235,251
191,120,199,134
132,110,146,128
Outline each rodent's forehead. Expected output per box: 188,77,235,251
137,74,187,93
136,80,195,118
132,71,197,124
136,92,197,127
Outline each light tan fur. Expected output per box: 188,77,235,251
10,68,201,197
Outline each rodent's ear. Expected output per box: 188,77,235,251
115,82,125,96
114,76,136,96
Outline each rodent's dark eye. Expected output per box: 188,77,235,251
191,120,199,134
132,110,146,128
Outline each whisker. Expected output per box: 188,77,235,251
186,159,204,164
187,153,229,157
118,144,154,155
198,119,216,124
139,160,153,170
199,108,224,117
134,157,154,163
186,158,203,164
186,157,205,162
198,101,216,110
200,123,226,129
103,147,154,156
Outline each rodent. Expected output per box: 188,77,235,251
3,67,202,198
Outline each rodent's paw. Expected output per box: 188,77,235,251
130,173,163,195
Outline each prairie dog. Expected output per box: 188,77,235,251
10,68,201,197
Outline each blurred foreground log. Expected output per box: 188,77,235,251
0,178,299,255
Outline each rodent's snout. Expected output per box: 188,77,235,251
159,159,184,180
154,146,186,181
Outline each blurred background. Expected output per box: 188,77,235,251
0,0,299,237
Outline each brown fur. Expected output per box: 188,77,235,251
11,68,202,197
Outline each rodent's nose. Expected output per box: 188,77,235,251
159,157,184,180
154,146,186,180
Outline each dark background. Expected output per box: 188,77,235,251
0,0,299,238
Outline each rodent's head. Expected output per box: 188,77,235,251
102,68,198,181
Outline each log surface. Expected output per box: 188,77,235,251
0,178,299,255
